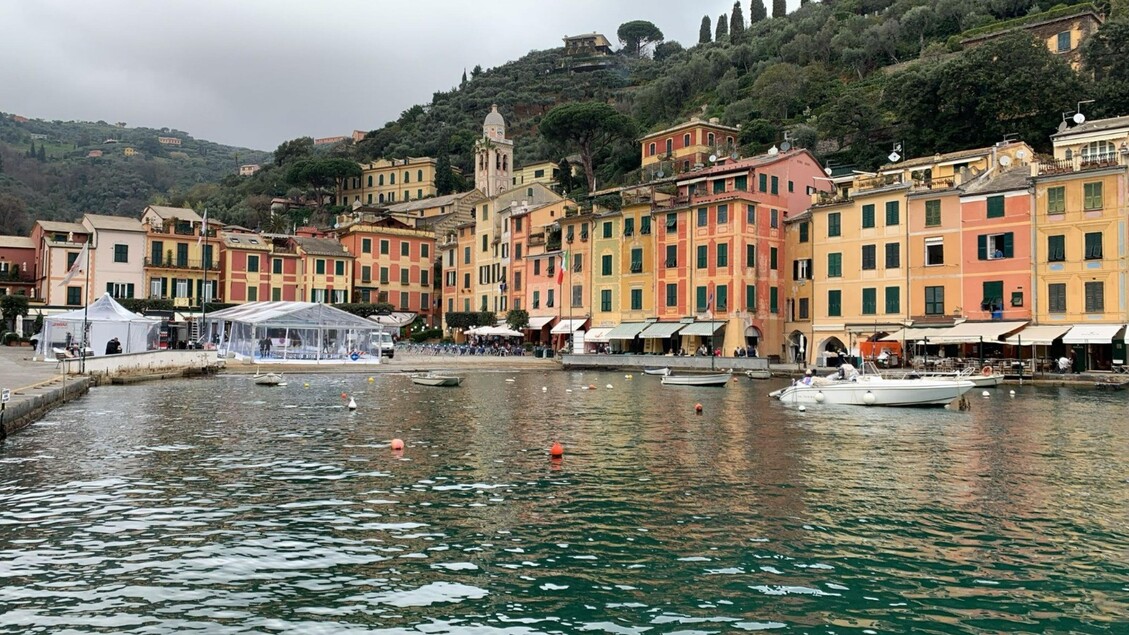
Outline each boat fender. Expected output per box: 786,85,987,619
981,365,992,377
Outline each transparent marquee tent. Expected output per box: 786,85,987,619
205,302,385,364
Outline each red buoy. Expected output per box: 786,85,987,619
391,438,404,451
341,392,348,399
549,441,564,458
695,403,703,414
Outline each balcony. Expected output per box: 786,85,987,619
529,234,546,247
687,189,760,206
1,269,34,282
654,194,690,209
148,224,215,237
1037,153,1126,176
856,173,905,190
813,191,850,206
145,257,213,270
911,177,956,192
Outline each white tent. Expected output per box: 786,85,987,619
37,293,161,358
205,301,385,364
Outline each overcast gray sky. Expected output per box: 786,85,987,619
0,1,802,151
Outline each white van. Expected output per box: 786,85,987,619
377,332,395,358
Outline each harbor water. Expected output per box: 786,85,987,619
1,372,1127,633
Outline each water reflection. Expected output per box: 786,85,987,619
1,373,1127,633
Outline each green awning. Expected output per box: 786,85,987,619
639,321,685,339
678,321,726,336
605,322,650,340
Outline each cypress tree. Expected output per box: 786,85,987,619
699,15,712,44
750,0,767,23
772,0,786,18
37,145,46,162
730,2,745,42
461,68,467,87
27,141,35,158
715,14,728,41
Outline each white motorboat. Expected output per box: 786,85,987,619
661,372,732,387
643,367,671,376
745,369,772,380
411,373,463,387
253,371,283,386
908,366,1004,388
771,363,973,406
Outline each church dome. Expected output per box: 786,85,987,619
483,104,505,130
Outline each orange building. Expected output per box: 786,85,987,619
334,213,436,321
219,230,302,303
639,116,740,175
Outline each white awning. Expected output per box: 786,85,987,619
605,322,650,340
926,321,1027,344
678,321,726,336
1004,324,1071,345
525,316,556,330
551,318,587,334
584,327,613,343
639,321,686,339
1062,323,1126,344
881,325,958,342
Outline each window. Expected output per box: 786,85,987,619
378,174,384,186
247,254,260,273
735,175,747,191
514,271,521,291
1085,232,1103,259
1047,186,1065,214
712,180,725,194
547,289,554,308
717,204,728,225
925,286,944,315
274,258,283,274
827,290,842,317
335,260,345,276
978,233,1014,260
981,281,1004,312
862,288,877,315
514,217,523,232
1048,283,1067,313
106,282,135,299
1085,281,1104,312
885,200,900,226
827,212,841,237
793,258,811,280
885,286,900,314
360,265,372,283
1056,30,1071,53
515,243,523,260
401,241,410,256
580,224,589,241
745,284,756,310
533,290,540,309
696,286,707,312
885,242,900,268
566,225,575,243
380,267,389,284
861,244,876,270
665,138,672,154
683,132,691,147
573,253,583,272
381,240,390,255
248,286,258,302
768,287,776,314
630,288,642,310
463,246,470,264
315,259,325,275
862,204,875,228
697,207,708,227
665,245,677,267
630,248,643,273
601,254,612,276
176,243,188,267
640,216,651,235
603,221,613,238
648,142,656,156
1011,291,1023,307
759,173,767,192
987,195,1004,219
770,176,779,195
770,209,778,228
573,285,583,308
799,222,809,243
799,298,809,319
924,200,941,226
697,245,708,269
666,283,678,307
1047,235,1065,261
925,238,944,265
717,243,728,267
421,244,429,259
827,252,842,277
600,289,612,312
421,270,430,287
746,204,756,225
389,173,395,185
113,244,128,263
481,234,488,252
746,244,755,267
770,247,778,270
718,285,729,311
362,238,372,253
624,217,635,236
1084,182,1103,210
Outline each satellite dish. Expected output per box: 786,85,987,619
655,170,664,178
779,141,792,152
1016,149,1028,159
1057,121,1068,133
767,145,779,156
824,167,833,176
730,152,739,160
998,155,1012,167
708,154,717,163
1073,112,1086,124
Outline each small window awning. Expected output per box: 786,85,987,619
1062,323,1126,344
1004,324,1071,345
678,321,726,336
551,318,587,334
525,316,556,330
605,322,650,340
639,321,685,339
926,321,1027,344
584,327,613,343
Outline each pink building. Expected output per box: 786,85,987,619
959,166,1033,322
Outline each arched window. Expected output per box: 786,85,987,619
683,133,690,147
417,169,423,182
502,155,508,171
390,173,395,184
707,133,715,146
379,193,385,203
665,139,673,155
378,174,384,186
649,142,656,156
1081,140,1116,163
404,171,410,183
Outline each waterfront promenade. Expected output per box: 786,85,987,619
0,345,91,439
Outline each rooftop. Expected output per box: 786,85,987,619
293,236,353,258
880,146,994,172
0,235,35,249
385,192,467,213
144,205,203,223
84,213,144,232
960,165,1032,196
1052,114,1129,139
36,220,88,234
642,117,741,141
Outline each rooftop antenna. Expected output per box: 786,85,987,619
780,131,793,152
1075,99,1095,124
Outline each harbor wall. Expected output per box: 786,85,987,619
61,350,224,378
1,376,93,440
560,354,772,373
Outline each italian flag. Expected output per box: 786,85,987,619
557,251,568,285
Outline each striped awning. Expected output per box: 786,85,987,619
639,321,686,339
678,321,726,336
605,322,650,340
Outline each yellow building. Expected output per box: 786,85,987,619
291,236,354,304
782,209,813,364
140,205,220,307
338,157,438,206
1031,115,1129,370
512,160,560,189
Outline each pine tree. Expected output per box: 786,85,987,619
715,14,728,41
37,145,47,162
772,0,786,18
699,15,712,44
750,0,767,23
730,2,745,42
27,141,34,158
461,68,467,87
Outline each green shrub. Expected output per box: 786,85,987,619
1,331,20,345
410,328,443,343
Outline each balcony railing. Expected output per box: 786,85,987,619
1038,153,1126,176
0,270,34,282
911,177,956,192
145,257,213,269
148,224,216,237
654,194,690,209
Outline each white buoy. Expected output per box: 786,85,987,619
347,397,357,410
506,378,516,383
798,405,807,412
606,384,613,389
566,388,573,393
862,391,876,406
1009,390,1016,397
815,392,825,403
982,390,990,397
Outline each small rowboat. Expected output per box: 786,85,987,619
411,373,463,387
642,367,670,376
661,372,732,387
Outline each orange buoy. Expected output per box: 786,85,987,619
695,402,703,414
549,441,564,458
981,365,992,377
589,384,597,390
390,438,405,451
341,392,348,399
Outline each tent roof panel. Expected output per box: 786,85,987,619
926,321,1027,344
551,318,588,334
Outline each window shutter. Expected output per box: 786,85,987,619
127,283,135,298
977,235,988,260
106,282,114,293
793,260,799,280
1003,232,1014,258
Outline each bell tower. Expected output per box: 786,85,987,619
474,104,514,198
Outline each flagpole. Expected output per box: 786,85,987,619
81,234,91,374
200,208,208,347
567,248,572,354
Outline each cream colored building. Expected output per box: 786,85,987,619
82,214,146,302
338,157,439,206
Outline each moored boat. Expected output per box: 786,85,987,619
253,371,283,386
643,367,671,376
411,373,463,387
771,363,973,406
745,369,772,380
661,372,732,387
